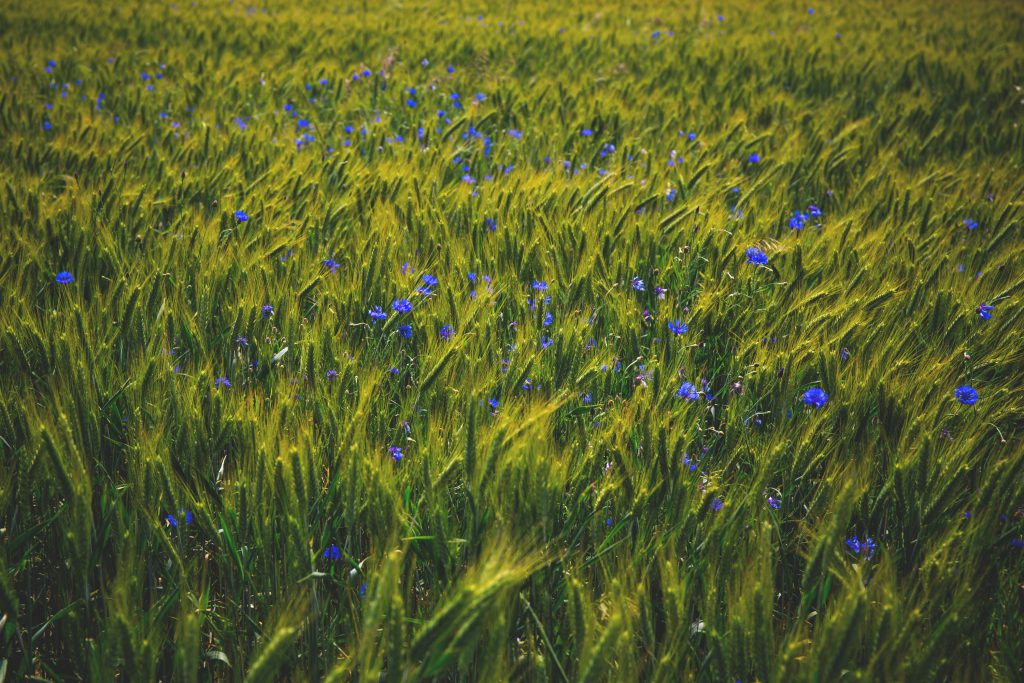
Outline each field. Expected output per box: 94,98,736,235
1,0,1023,680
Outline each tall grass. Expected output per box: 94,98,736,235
0,0,1022,680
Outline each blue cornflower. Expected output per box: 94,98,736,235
388,446,403,462
439,324,454,340
165,509,190,528
710,497,724,512
845,536,877,560
532,280,548,291
398,324,413,339
802,387,828,408
326,369,337,380
322,257,339,273
522,378,533,391
234,210,249,222
55,271,75,284
261,304,274,318
963,218,978,230
392,298,413,313
767,496,782,510
667,320,688,335
632,277,645,292
323,544,341,560
214,377,231,388
484,217,497,231
807,204,822,218
543,312,553,327
789,211,808,230
488,397,499,411
368,306,387,322
508,129,522,139
746,247,768,265
581,128,593,137
676,382,699,400
540,336,553,349
977,304,993,320
955,385,978,405
43,120,52,131
747,152,761,163
419,274,438,294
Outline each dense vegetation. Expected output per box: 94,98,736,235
1,0,1022,680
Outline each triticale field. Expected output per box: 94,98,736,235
1,0,1023,680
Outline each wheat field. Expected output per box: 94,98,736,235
0,0,1022,680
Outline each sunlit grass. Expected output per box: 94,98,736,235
0,0,1022,680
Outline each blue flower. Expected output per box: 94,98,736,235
234,210,249,222
667,320,688,335
767,496,781,510
322,258,339,273
802,387,828,408
261,304,274,318
508,129,522,139
676,382,698,400
540,336,553,349
543,311,553,327
214,377,231,388
43,120,52,131
484,217,497,231
977,304,993,320
963,218,978,230
323,543,341,560
439,324,454,340
392,298,413,313
955,385,978,405
398,324,413,339
581,128,593,137
632,277,645,292
747,152,761,163
488,397,499,411
710,497,723,512
789,211,808,230
55,271,75,284
368,306,387,322
532,280,548,291
844,536,877,560
326,369,337,380
388,446,404,462
419,274,438,294
746,247,768,265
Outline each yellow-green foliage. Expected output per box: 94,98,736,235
0,0,1022,680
